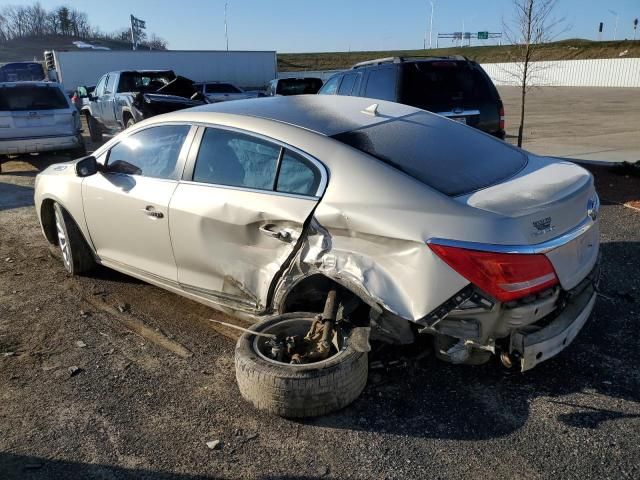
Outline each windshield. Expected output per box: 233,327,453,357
0,85,68,111
402,61,496,110
331,110,526,196
117,71,176,93
206,83,242,94
277,78,323,95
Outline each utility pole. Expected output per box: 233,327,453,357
608,10,619,40
224,2,229,51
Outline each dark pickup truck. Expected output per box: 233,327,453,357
80,70,203,141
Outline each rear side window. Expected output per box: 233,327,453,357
0,85,68,111
107,125,189,179
276,78,323,95
193,128,279,190
364,68,396,101
331,111,526,196
317,75,340,95
276,151,321,196
338,73,357,95
402,62,497,110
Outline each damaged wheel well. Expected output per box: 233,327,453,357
279,274,370,323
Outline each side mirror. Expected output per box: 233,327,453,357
75,156,99,177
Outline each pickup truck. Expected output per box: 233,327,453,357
80,70,203,142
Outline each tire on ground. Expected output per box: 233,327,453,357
52,202,96,275
235,313,368,418
86,114,102,142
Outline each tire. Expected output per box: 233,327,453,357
86,114,102,142
53,202,96,275
235,313,368,418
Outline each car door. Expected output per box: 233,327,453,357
91,75,107,124
100,73,119,128
169,126,327,312
82,123,195,282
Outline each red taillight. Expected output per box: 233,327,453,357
428,244,558,302
499,104,505,131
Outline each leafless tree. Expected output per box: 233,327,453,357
146,33,168,50
503,0,566,147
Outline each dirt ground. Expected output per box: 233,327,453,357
1,100,640,479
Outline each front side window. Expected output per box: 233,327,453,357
193,128,280,190
107,125,190,179
317,75,340,95
276,151,321,196
105,74,117,94
364,67,396,101
95,75,107,96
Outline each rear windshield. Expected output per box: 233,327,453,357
331,111,526,196
0,63,45,82
277,78,323,95
0,85,68,111
402,61,496,110
118,71,176,93
205,83,241,93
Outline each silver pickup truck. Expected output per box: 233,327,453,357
80,70,203,142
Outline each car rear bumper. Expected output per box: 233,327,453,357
509,262,600,371
0,134,82,155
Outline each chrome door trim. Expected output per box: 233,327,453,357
427,216,596,255
436,109,481,117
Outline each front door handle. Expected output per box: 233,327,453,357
142,205,164,219
259,224,291,242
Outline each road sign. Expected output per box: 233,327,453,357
477,31,489,40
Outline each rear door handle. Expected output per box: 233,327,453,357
259,224,291,242
142,205,164,219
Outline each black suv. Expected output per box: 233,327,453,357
318,56,505,139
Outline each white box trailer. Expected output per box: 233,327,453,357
45,50,277,92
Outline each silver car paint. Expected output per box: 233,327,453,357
34,96,599,367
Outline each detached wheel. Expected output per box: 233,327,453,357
235,313,368,418
53,202,96,275
86,114,102,142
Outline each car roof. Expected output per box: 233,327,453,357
184,95,428,136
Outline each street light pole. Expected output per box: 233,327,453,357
429,1,435,49
224,2,229,51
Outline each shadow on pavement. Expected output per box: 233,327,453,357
0,181,34,211
0,452,220,480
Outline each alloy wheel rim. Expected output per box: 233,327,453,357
55,211,71,270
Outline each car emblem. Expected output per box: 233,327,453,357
587,197,599,221
532,217,555,237
28,111,38,117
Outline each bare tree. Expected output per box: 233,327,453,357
146,33,168,50
503,0,565,147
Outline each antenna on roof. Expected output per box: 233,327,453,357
362,103,379,116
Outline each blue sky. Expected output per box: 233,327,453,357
35,0,640,52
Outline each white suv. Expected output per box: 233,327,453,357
0,81,85,172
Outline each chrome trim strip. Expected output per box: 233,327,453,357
178,179,320,201
427,216,596,255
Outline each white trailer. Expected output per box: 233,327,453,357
44,50,277,92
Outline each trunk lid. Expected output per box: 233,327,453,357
460,155,599,290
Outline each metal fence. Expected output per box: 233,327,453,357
280,57,640,88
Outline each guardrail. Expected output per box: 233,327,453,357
279,57,640,88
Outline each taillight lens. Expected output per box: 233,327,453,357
428,244,558,302
499,103,505,131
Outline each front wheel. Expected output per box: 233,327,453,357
235,313,368,418
53,203,96,275
86,114,102,142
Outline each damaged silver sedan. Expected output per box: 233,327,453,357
34,95,600,417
